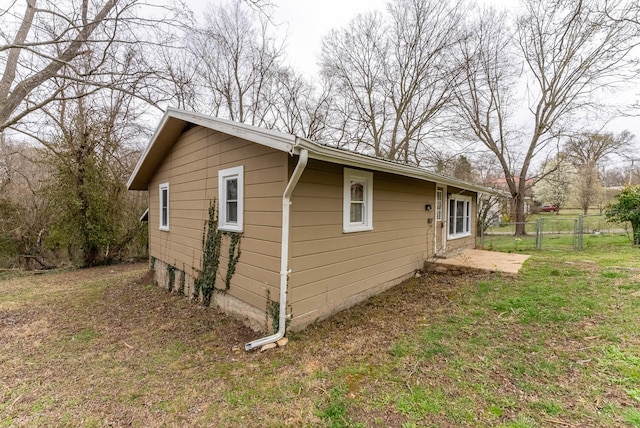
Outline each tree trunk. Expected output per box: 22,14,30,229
513,192,527,236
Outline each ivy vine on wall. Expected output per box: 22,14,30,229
266,289,291,334
193,199,242,306
224,232,241,290
167,264,177,293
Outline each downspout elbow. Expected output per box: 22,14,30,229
244,148,308,351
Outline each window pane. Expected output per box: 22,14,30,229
449,199,455,234
350,181,364,201
161,188,168,226
227,201,237,223
456,200,464,233
350,202,363,223
465,201,470,232
226,177,238,200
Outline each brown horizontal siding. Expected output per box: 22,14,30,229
291,226,427,257
291,218,428,240
148,126,287,321
221,142,282,166
225,274,275,311
293,239,425,292
242,224,282,243
245,181,286,198
293,257,420,318
293,234,426,273
289,159,438,326
245,196,282,212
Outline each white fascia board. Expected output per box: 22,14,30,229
166,107,296,153
127,108,297,190
127,110,174,190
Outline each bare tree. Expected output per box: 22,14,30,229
271,69,333,141
566,131,634,166
0,0,186,133
0,140,56,268
455,0,640,235
154,34,200,111
565,130,635,213
188,0,285,127
320,0,465,163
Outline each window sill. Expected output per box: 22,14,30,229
343,225,373,233
159,226,169,232
448,232,471,240
219,225,243,233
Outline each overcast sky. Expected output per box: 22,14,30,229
269,0,389,77
261,0,638,143
269,0,514,78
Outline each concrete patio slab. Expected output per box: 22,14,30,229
434,249,531,275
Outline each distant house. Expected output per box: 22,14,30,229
127,108,491,350
486,176,535,217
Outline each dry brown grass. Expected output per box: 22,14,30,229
1,253,639,427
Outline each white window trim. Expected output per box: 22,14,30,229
448,194,472,240
343,168,373,233
218,165,244,232
159,182,169,231
436,188,443,222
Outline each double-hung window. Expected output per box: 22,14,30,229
436,188,443,221
159,182,169,231
218,166,244,232
343,168,373,233
448,194,472,239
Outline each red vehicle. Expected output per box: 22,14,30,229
540,204,559,212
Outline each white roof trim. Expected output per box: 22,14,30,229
127,107,496,195
127,107,297,190
295,138,496,195
165,108,297,153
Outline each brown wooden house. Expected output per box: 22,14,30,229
128,108,490,350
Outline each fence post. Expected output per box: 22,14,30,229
535,218,543,249
577,215,584,250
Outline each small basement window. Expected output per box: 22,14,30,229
218,166,244,232
343,168,373,233
159,182,169,231
448,194,472,239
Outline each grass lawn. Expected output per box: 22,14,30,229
1,237,639,427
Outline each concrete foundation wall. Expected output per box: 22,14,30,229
151,258,267,333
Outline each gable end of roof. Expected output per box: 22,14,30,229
127,107,296,190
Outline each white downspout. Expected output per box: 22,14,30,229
245,148,308,351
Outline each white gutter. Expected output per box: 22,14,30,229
245,147,309,351
296,138,499,196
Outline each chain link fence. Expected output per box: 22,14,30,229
480,215,631,252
